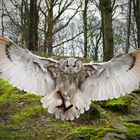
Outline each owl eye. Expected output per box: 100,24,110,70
73,64,76,67
66,64,69,67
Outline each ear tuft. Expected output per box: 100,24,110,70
59,59,67,70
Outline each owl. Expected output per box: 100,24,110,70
0,36,140,120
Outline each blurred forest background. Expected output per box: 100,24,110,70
0,0,140,61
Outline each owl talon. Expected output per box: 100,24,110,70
63,104,73,112
56,104,63,109
56,104,73,112
56,91,73,112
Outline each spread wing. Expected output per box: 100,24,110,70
0,36,58,96
82,49,140,101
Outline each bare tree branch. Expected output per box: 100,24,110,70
53,31,83,48
54,0,75,23
3,3,22,29
53,4,81,34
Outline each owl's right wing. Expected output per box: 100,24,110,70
0,36,58,96
82,49,140,101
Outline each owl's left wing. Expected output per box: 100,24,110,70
82,49,140,101
0,36,58,96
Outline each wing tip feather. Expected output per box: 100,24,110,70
0,36,13,46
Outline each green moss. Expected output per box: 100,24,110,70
123,123,140,138
104,97,131,113
65,127,102,140
45,123,75,140
0,80,43,122
0,122,36,140
0,79,17,91
92,128,124,140
0,130,34,140
12,105,48,123
66,127,120,140
0,78,76,139
65,126,127,140
65,123,140,140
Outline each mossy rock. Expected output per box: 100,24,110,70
64,127,102,140
123,123,140,139
65,127,123,140
65,122,140,140
103,97,131,113
73,102,111,125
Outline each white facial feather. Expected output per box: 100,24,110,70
59,58,82,74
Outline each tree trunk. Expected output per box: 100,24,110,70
95,32,101,61
21,0,30,47
133,0,140,48
83,0,89,58
44,0,54,57
29,0,39,51
100,0,114,61
126,0,132,53
1,0,5,36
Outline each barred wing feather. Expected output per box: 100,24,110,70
0,36,58,96
82,50,140,101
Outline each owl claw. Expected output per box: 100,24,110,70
56,91,73,112
63,104,73,112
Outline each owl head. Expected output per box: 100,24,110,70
59,58,82,74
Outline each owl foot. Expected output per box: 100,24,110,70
56,91,73,112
